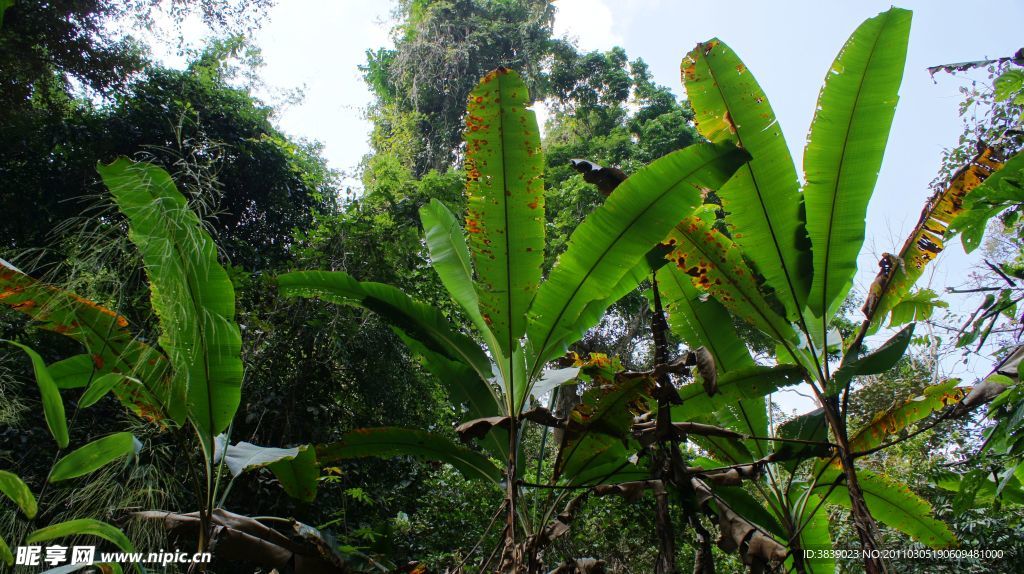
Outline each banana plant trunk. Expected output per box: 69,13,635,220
821,402,887,574
839,449,887,573
651,278,680,574
503,416,520,572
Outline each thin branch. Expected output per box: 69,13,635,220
984,259,1016,286
947,286,1004,294
457,500,507,573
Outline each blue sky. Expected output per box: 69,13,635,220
153,0,1024,412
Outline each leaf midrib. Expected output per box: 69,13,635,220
498,75,516,413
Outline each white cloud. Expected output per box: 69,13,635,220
552,0,621,51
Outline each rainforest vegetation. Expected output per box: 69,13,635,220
1,1,1023,573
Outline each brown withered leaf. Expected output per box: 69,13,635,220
954,378,1009,416
510,492,590,572
570,159,628,196
456,407,564,442
692,347,717,396
551,558,607,573
455,416,510,443
692,478,787,570
593,479,664,503
132,509,349,573
522,406,566,428
695,464,761,486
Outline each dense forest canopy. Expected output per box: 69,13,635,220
0,1,1023,573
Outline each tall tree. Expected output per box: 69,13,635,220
363,0,555,175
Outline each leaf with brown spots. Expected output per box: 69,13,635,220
850,379,967,453
656,263,753,371
865,147,1004,331
658,265,776,452
949,149,1024,253
0,265,171,425
464,68,545,362
682,38,810,325
663,216,798,346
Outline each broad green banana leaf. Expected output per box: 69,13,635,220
773,408,829,472
788,488,835,574
555,377,651,483
50,432,138,482
317,427,501,485
99,158,242,440
396,332,507,462
804,7,912,322
526,248,670,379
682,38,810,324
673,365,805,424
464,68,544,359
277,270,492,383
713,486,786,539
657,264,753,371
831,323,915,394
658,263,773,455
686,412,756,465
565,460,650,488
265,446,319,503
528,143,749,374
814,467,955,548
213,437,319,502
420,198,502,359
